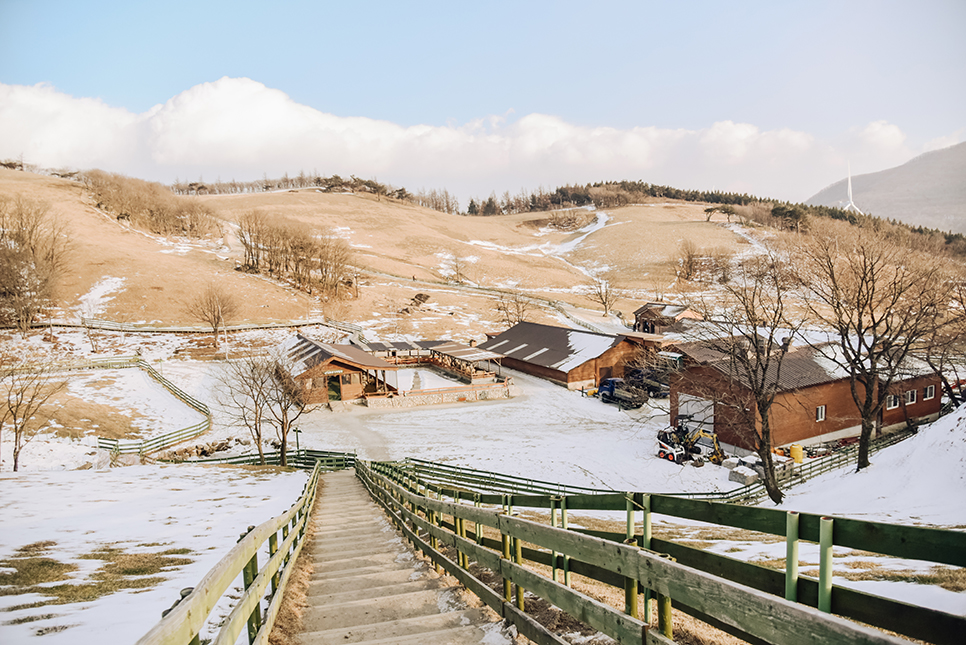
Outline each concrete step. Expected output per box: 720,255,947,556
308,567,428,595
303,588,445,631
298,607,491,644
312,551,416,574
307,577,445,605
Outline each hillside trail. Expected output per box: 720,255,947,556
297,469,511,644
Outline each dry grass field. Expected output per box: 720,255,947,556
1,169,749,340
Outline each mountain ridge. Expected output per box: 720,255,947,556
806,142,966,234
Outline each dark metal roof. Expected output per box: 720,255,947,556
281,334,395,377
478,322,624,373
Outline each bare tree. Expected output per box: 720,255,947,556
445,251,474,285
918,280,966,408
495,290,535,327
265,360,311,467
218,356,274,465
588,275,621,316
678,239,700,281
798,226,950,469
1,356,66,471
184,283,241,349
315,230,351,297
0,196,70,334
237,209,269,271
684,250,807,503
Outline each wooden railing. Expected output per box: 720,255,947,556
357,460,918,645
135,461,324,645
173,449,356,471
392,425,918,506
370,458,965,645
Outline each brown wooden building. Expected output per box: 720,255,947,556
669,341,943,452
633,302,702,334
478,321,661,389
279,334,397,404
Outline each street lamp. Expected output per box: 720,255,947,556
293,426,301,453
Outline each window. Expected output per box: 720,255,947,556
924,384,935,401
815,405,826,422
886,394,900,410
905,389,917,405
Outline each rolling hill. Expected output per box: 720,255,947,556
0,168,748,342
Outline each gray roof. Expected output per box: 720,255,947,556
431,341,504,363
280,334,394,378
633,302,696,320
478,322,623,374
352,339,447,353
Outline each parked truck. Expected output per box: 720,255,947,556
596,377,647,409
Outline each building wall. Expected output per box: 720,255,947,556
672,366,944,451
298,360,368,403
881,375,943,427
769,380,864,447
499,357,570,387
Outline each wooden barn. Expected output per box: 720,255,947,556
279,334,397,404
477,321,660,390
669,340,942,452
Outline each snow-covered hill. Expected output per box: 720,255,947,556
778,404,966,526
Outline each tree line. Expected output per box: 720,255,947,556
236,209,352,298
83,170,218,238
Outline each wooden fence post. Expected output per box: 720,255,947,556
641,493,651,624
550,496,560,582
501,495,512,602
624,494,638,618
785,511,799,602
239,525,262,644
561,496,571,587
819,516,834,613
268,531,279,595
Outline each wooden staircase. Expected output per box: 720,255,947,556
297,470,507,645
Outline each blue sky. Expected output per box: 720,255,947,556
1,0,963,203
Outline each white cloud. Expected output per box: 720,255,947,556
0,77,949,203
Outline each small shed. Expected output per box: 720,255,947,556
279,334,397,404
633,302,702,334
428,341,504,384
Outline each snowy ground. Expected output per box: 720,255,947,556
3,320,965,639
0,465,308,643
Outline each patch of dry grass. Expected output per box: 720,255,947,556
0,541,194,606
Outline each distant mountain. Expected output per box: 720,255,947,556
806,142,966,234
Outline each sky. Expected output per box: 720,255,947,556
1,0,964,205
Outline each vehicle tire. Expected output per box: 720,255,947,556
658,450,666,459
666,453,676,462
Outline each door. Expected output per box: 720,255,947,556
327,375,342,401
678,394,714,432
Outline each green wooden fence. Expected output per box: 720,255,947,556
95,358,212,455
370,458,965,645
175,449,356,471
135,460,326,645
357,460,919,645
390,426,918,505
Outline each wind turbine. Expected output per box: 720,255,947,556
842,163,864,215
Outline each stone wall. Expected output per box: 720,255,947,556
365,382,511,409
